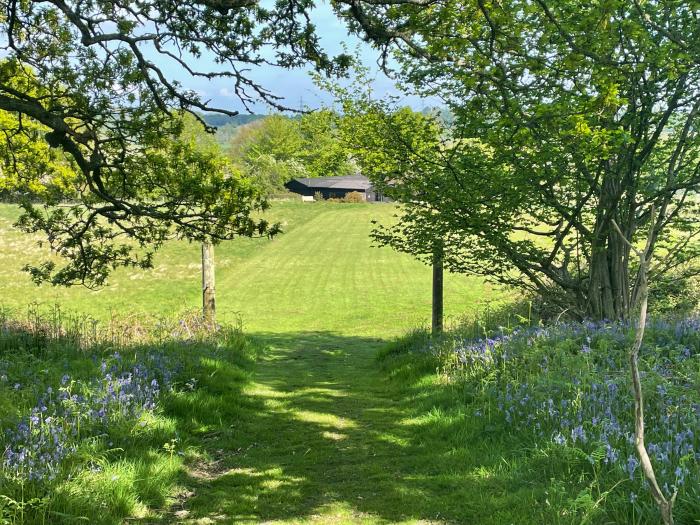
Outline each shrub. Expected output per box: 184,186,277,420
342,191,365,203
648,273,700,316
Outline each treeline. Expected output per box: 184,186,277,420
221,111,353,195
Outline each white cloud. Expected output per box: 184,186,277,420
219,87,236,98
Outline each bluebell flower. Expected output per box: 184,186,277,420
571,425,586,443
626,455,639,480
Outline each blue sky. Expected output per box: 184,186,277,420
160,2,425,114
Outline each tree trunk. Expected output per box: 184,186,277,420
202,242,216,326
585,172,633,321
586,237,633,320
612,215,675,525
432,243,444,334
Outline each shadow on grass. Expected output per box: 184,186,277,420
160,331,561,525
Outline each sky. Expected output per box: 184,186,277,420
160,2,426,115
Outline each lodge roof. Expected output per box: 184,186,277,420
291,175,372,191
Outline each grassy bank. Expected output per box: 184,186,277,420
379,319,700,524
0,310,257,524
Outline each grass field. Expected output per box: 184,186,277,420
2,200,695,524
1,200,521,525
0,201,503,336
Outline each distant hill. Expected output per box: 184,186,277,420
199,113,265,129
198,113,266,146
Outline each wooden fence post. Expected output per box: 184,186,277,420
432,242,444,334
202,242,216,326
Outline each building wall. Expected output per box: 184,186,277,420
317,188,367,200
285,180,369,200
284,179,315,197
367,187,393,203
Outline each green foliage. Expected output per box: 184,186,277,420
227,115,307,194
226,112,353,194
648,272,700,316
297,110,354,179
0,65,77,201
0,0,366,286
333,3,700,320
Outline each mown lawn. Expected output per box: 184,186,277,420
0,201,503,336
1,199,574,525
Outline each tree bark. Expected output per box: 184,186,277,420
202,242,216,326
432,242,444,334
612,216,675,525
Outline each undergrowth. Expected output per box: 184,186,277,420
380,317,700,524
0,304,254,525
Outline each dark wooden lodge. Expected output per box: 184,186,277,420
285,175,389,201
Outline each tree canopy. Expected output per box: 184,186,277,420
0,0,412,286
339,1,700,320
226,112,352,194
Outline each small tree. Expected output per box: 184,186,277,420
613,212,677,525
336,1,700,321
336,96,451,332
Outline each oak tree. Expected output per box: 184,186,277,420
0,0,403,286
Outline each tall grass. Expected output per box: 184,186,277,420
381,313,700,524
0,304,252,525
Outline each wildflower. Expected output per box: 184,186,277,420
553,432,566,445
674,466,687,486
604,444,618,465
571,425,586,443
626,455,639,480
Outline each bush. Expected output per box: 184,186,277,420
648,273,700,316
342,191,365,203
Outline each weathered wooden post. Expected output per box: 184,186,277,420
202,241,216,326
432,241,444,334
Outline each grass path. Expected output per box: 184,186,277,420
178,333,441,524
171,331,544,525
0,202,503,333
